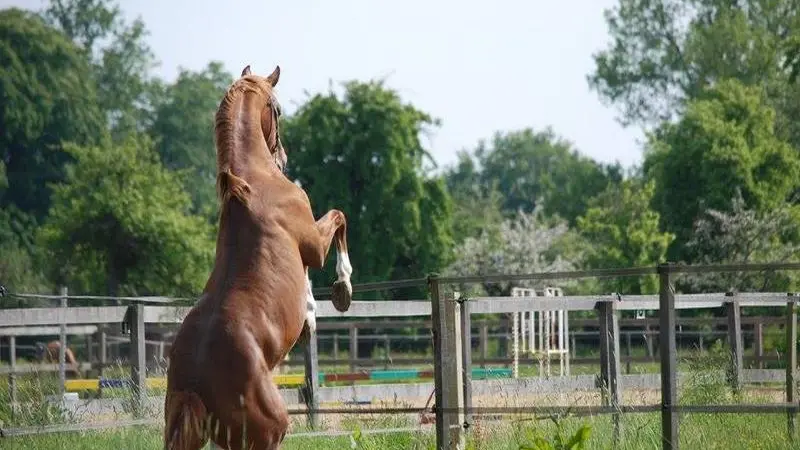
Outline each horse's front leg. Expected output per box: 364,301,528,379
304,267,317,333
300,209,352,313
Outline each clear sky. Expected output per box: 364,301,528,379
8,0,645,172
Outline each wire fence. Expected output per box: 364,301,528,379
3,262,800,449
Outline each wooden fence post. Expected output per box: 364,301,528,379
9,335,17,418
626,332,632,374
658,263,679,450
787,299,797,440
430,276,465,450
383,333,390,369
480,323,488,369
303,324,320,429
333,333,339,361
127,303,147,417
349,326,358,372
59,286,68,395
755,320,764,369
84,334,93,376
597,299,621,444
725,294,743,393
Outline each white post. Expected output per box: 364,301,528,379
512,311,519,379
559,310,565,375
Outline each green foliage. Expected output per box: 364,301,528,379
42,0,160,140
37,134,214,297
682,190,800,292
148,61,234,220
443,151,505,242
0,7,105,220
679,339,735,406
576,178,674,294
0,202,49,297
282,80,454,296
588,0,795,127
518,418,592,450
644,78,800,260
448,128,622,226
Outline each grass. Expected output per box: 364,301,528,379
3,340,798,449
4,411,800,449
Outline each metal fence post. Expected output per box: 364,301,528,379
459,295,473,430
658,263,678,450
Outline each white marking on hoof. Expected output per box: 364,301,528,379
305,272,317,333
336,251,353,296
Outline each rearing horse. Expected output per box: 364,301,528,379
164,64,353,450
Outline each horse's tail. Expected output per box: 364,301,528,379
217,170,251,206
164,391,208,450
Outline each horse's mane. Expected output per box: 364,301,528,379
213,76,275,206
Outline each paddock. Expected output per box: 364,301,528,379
2,262,800,450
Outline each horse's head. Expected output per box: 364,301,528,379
215,64,287,178
240,64,287,172
34,342,46,361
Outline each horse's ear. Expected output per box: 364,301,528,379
241,65,251,77
266,65,280,87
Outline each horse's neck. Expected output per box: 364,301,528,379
205,203,266,294
220,94,270,177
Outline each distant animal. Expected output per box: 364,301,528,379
163,64,353,450
35,341,83,378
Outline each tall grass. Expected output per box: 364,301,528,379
3,341,799,449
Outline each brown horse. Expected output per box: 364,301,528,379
35,340,83,378
163,64,353,450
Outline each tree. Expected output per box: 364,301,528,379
0,7,106,221
281,80,455,297
643,79,800,260
37,134,215,297
42,0,160,140
444,209,578,297
149,61,234,220
0,205,49,296
588,0,796,128
682,190,800,293
576,178,674,295
449,127,622,226
443,151,505,242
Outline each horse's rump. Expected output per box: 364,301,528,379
164,390,208,450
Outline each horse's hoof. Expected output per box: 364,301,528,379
331,280,352,312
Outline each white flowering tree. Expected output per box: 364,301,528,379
443,209,579,297
683,191,800,293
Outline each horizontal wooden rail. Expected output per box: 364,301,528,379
3,293,797,328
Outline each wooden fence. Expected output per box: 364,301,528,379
3,262,800,449
429,262,800,450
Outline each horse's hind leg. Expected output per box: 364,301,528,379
224,375,289,450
